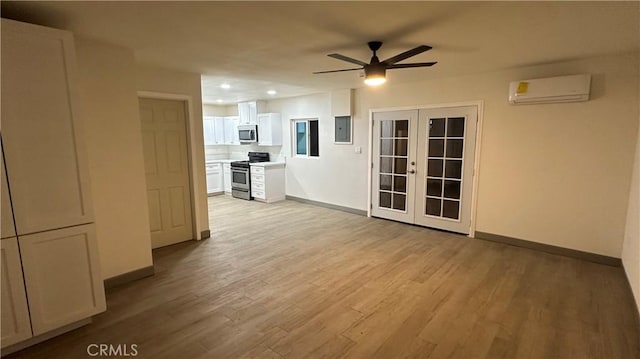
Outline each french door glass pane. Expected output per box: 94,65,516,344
445,160,462,179
443,180,461,199
393,176,407,193
380,175,392,191
381,139,393,155
380,192,392,208
394,139,408,156
380,157,392,173
394,158,407,174
392,194,406,211
426,198,441,216
447,117,465,137
429,118,445,137
426,179,442,197
395,120,409,137
428,139,444,157
381,120,393,137
446,139,464,158
443,200,460,219
428,159,443,177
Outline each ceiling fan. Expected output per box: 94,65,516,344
313,41,437,86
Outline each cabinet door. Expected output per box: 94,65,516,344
223,164,231,193
19,224,106,335
224,117,240,145
214,117,225,145
257,114,272,146
1,19,94,235
238,102,250,125
1,237,33,348
1,143,16,239
258,113,282,146
203,117,216,146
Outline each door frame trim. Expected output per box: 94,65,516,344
367,100,484,237
137,91,203,240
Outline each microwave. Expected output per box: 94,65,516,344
238,124,258,143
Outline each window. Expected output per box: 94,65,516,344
292,119,319,157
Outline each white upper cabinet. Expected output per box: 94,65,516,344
1,19,94,235
203,116,225,145
257,113,282,146
223,116,240,145
238,101,266,125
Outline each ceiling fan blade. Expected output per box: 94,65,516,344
313,68,362,74
383,45,432,65
328,53,368,66
387,62,437,69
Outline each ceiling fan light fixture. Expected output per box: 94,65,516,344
364,66,386,86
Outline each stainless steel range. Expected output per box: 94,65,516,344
230,152,269,200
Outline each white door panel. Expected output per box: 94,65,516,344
139,98,194,248
414,107,477,234
371,110,418,223
371,106,478,234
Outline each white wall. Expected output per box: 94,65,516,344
622,93,640,313
269,93,367,208
75,38,153,279
135,65,209,238
275,53,639,258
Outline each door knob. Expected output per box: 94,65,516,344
411,161,416,166
407,169,416,174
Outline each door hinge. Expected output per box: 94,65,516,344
371,162,374,169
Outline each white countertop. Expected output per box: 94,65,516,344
250,161,285,168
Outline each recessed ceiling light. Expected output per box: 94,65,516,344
220,83,231,89
267,90,277,95
216,99,223,103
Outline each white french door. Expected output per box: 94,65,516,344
371,106,478,234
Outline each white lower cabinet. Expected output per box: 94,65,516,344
19,224,106,336
250,164,285,203
223,163,232,194
206,162,223,195
1,238,33,347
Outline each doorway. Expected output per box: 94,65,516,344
371,105,479,234
139,98,194,248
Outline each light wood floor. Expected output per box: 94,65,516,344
8,196,640,358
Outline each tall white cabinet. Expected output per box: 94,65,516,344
1,19,106,349
257,113,282,146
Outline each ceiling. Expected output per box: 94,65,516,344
2,1,639,105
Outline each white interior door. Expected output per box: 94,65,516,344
139,98,194,248
414,107,477,233
371,110,418,222
371,106,478,235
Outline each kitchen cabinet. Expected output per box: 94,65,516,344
1,144,15,239
250,163,285,203
223,163,232,194
19,224,105,335
206,162,224,195
1,19,106,349
257,113,282,146
1,238,33,347
238,101,266,125
223,116,240,145
203,116,225,145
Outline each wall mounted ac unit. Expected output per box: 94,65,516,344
508,74,591,105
